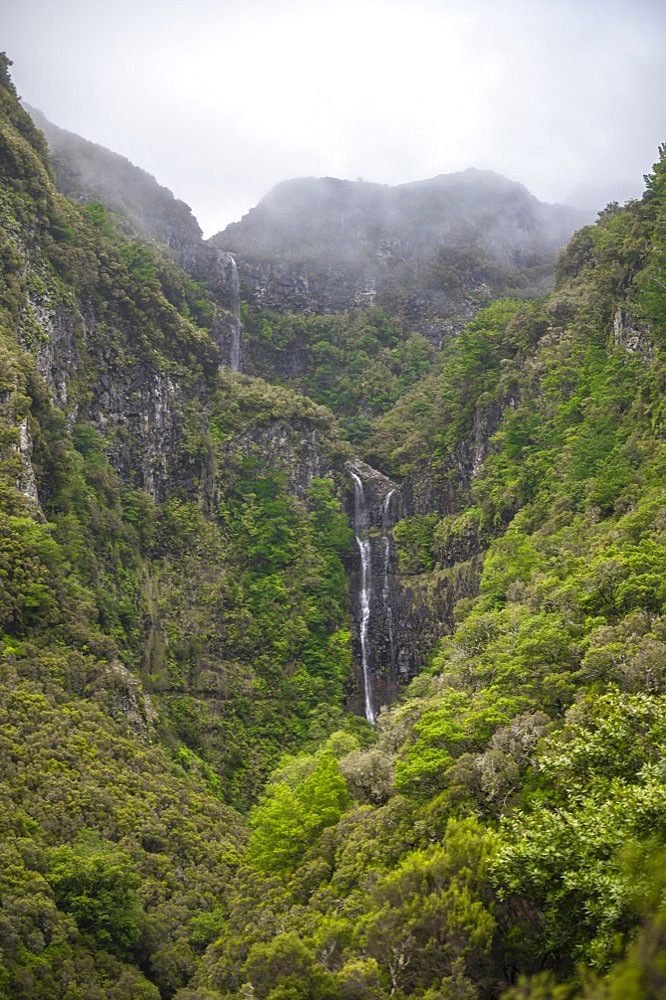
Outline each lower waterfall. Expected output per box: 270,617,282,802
350,469,376,724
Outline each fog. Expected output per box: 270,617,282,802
4,0,665,236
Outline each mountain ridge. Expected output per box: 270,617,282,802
211,167,591,347
26,103,590,345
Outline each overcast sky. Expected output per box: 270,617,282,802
4,0,666,236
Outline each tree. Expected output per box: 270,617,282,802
45,833,144,960
248,754,350,873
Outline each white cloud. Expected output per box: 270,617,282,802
4,0,665,234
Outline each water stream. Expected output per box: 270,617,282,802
350,470,375,724
227,254,242,372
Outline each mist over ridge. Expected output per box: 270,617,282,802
215,168,589,257
27,101,592,253
6,0,663,235
211,165,592,345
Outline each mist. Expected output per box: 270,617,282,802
4,0,665,235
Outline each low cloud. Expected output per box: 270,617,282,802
5,0,665,234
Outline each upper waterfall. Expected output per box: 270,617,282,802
226,253,242,372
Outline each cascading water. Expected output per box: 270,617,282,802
381,488,396,673
350,470,375,724
227,254,242,372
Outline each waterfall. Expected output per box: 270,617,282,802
226,254,242,372
350,470,375,724
381,488,396,673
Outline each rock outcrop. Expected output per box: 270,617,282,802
345,461,462,715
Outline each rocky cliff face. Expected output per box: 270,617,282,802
345,438,499,716
191,247,243,371
12,267,209,502
26,105,246,373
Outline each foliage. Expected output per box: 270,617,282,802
45,834,144,959
191,149,666,998
240,305,437,443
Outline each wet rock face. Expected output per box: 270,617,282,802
346,427,512,714
360,392,517,708
226,421,338,500
346,461,444,715
346,462,396,719
191,247,243,371
87,365,188,500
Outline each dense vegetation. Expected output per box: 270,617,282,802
2,49,666,999
240,304,437,442
0,56,357,995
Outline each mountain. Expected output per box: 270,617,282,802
212,171,590,345
3,50,666,999
24,103,249,369
24,103,204,265
27,102,589,362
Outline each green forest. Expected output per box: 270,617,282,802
1,51,666,998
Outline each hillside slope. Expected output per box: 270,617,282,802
25,104,204,265
0,56,359,996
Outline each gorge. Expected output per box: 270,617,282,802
2,53,666,1000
